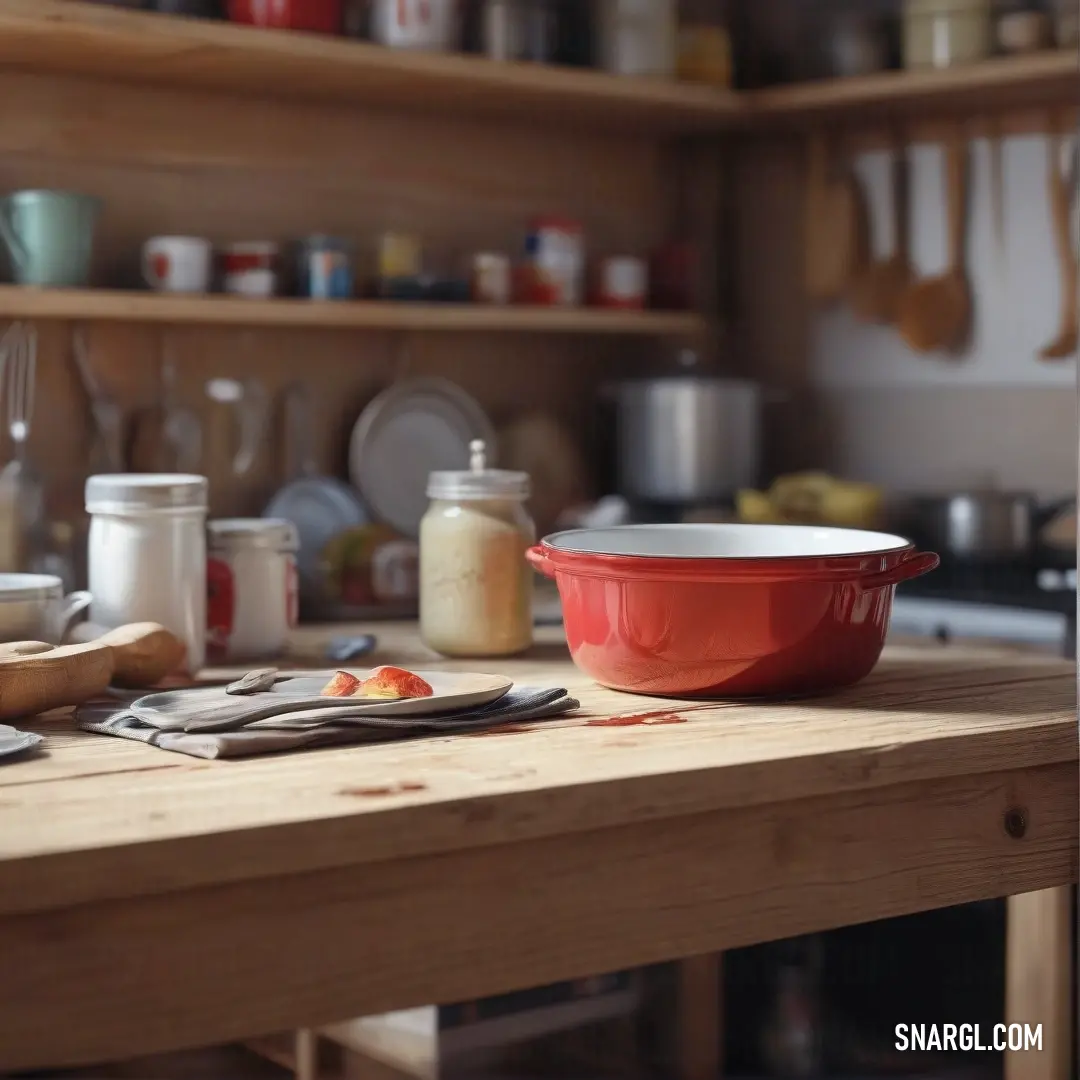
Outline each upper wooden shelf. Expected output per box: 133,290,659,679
0,285,705,335
750,49,1079,129
0,2,1073,135
0,0,742,135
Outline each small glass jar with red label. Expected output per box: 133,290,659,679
207,518,299,663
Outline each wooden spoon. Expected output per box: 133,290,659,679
1039,129,1078,361
850,135,913,325
804,133,867,303
898,129,972,354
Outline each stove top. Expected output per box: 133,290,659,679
894,556,1076,655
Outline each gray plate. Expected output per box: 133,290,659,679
348,377,495,538
0,725,43,761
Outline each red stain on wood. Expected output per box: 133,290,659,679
585,710,688,727
339,780,427,798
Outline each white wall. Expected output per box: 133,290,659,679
814,134,1077,390
804,134,1077,498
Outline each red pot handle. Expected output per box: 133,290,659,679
856,551,940,592
526,545,557,580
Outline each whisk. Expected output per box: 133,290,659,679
5,322,37,467
0,322,43,566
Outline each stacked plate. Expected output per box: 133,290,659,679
264,377,494,616
348,377,496,538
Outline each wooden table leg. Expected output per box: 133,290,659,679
1005,887,1074,1080
295,1029,319,1080
678,953,722,1080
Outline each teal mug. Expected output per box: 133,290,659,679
0,190,102,287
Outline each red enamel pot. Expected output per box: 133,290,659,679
527,523,939,699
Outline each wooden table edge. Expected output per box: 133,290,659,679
0,712,1074,917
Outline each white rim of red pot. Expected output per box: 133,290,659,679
541,523,914,561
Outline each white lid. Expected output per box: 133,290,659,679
427,440,530,501
86,474,208,514
0,573,63,602
209,517,299,551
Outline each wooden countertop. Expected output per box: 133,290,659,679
0,622,1075,1070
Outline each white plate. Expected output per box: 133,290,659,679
348,377,495,538
272,670,512,716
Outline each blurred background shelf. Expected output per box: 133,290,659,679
0,2,1073,139
0,286,705,335
750,48,1079,129
0,0,743,136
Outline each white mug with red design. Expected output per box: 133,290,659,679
142,236,212,294
371,0,459,50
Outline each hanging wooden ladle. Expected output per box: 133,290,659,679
1039,121,1078,361
897,126,972,354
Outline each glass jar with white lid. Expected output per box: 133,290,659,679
85,473,208,673
419,440,534,657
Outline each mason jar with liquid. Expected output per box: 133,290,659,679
419,440,534,657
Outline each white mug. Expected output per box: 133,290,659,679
371,0,459,50
0,574,91,645
142,236,212,294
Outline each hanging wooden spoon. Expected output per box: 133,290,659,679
1039,126,1078,361
898,128,972,354
849,133,913,325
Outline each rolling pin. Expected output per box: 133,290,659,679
67,621,187,688
0,623,186,720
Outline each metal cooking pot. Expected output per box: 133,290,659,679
898,491,1069,560
609,364,762,505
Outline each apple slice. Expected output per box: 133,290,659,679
320,670,362,697
357,666,434,700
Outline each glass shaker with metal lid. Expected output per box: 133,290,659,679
419,439,534,657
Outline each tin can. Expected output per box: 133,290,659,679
221,241,279,298
470,252,512,305
299,236,353,300
523,217,584,306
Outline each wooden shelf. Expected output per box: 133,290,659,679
0,286,705,335
0,2,1075,138
749,49,1079,128
0,0,742,135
